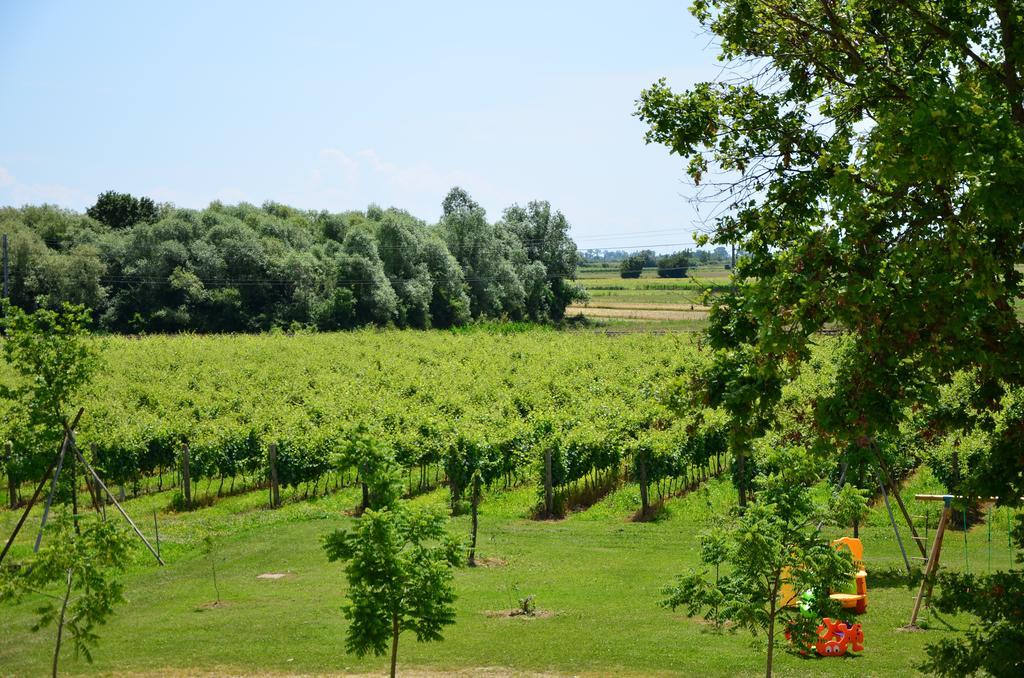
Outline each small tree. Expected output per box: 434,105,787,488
0,514,131,676
323,459,460,677
323,505,460,677
445,432,499,565
201,535,221,606
619,252,646,279
656,250,692,278
661,450,856,678
339,425,401,514
0,302,97,436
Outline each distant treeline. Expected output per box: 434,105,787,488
0,187,583,333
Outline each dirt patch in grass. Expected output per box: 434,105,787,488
474,556,508,568
485,609,557,620
256,572,291,580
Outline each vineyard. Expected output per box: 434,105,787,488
1,326,729,519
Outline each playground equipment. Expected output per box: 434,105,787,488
907,494,968,628
829,537,868,613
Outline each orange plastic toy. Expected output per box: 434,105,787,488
829,537,868,613
814,617,865,656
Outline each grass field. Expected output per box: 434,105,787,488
1,459,1019,676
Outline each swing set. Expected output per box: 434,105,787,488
904,494,1016,629
825,449,1018,632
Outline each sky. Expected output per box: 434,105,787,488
0,1,720,251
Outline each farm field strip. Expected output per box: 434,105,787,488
566,306,710,321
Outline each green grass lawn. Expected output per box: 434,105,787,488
2,466,1019,676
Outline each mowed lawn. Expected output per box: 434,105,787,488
1,470,1018,677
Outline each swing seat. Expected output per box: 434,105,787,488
829,538,868,614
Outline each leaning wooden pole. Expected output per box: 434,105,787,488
0,455,59,565
34,432,73,552
72,446,165,565
872,447,927,559
0,409,84,565
908,498,951,628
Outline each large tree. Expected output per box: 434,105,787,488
637,0,1023,673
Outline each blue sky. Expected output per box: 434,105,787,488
0,1,718,250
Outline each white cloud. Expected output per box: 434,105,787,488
0,166,91,208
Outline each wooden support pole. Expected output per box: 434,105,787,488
0,454,60,565
181,443,192,510
872,447,927,559
638,457,650,518
34,431,71,552
908,501,951,628
153,510,161,559
268,443,280,509
543,449,553,518
72,446,164,565
878,470,912,575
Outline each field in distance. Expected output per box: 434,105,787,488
569,263,731,330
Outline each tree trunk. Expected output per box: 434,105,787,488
469,476,480,566
737,452,747,508
389,614,400,678
53,568,73,678
638,459,650,518
361,482,369,513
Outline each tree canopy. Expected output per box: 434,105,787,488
0,188,583,333
638,0,1024,674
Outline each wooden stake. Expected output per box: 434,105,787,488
909,500,951,627
543,449,553,517
268,443,280,509
181,443,192,510
34,431,71,552
0,453,61,565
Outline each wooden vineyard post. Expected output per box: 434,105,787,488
153,510,161,559
181,443,192,510
908,498,952,628
544,449,553,518
268,443,280,509
638,457,650,519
